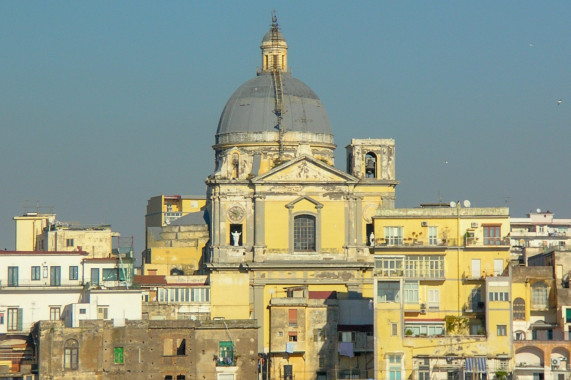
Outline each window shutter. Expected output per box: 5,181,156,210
17,308,23,331
288,309,297,325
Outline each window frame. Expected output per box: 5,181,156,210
384,226,404,246
483,225,502,245
69,266,79,281
531,282,548,309
218,341,235,366
293,214,317,252
31,266,41,281
404,281,419,304
50,306,61,321
64,339,79,370
8,266,19,286
7,308,22,331
497,325,507,336
377,281,401,303
114,347,124,364
50,266,61,286
428,226,438,245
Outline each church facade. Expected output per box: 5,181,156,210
205,15,396,379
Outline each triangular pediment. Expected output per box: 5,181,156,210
252,155,358,184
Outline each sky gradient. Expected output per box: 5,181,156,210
2,2,570,259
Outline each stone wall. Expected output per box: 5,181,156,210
35,318,258,380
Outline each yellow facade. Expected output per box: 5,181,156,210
372,205,512,380
13,212,55,251
144,195,208,275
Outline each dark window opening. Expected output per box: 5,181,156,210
366,223,374,246
230,224,243,246
288,332,298,342
284,364,293,380
365,152,377,178
232,153,239,178
176,339,186,356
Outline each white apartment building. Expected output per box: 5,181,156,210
0,251,140,334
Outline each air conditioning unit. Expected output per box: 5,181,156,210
471,222,478,228
552,358,560,366
421,221,428,227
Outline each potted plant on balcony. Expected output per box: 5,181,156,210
495,370,508,380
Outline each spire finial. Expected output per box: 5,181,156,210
271,10,278,28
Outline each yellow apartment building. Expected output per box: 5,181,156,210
372,205,512,380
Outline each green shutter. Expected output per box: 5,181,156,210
17,308,23,331
566,308,571,323
114,347,124,364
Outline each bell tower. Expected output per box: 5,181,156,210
346,138,396,180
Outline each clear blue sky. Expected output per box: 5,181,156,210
2,2,570,260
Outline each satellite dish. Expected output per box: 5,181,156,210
536,208,541,213
450,201,457,208
463,200,471,208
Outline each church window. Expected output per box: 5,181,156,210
294,215,316,252
232,154,239,178
365,152,377,178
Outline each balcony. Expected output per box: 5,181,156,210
163,212,183,225
0,280,83,289
375,236,510,248
514,331,571,342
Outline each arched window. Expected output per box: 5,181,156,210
232,154,239,178
531,282,548,308
64,339,79,370
365,152,377,178
294,215,316,252
513,297,525,320
514,330,526,340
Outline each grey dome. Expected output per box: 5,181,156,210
262,30,285,43
216,73,333,140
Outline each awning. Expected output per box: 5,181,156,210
465,357,487,373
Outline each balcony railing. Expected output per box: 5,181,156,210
375,237,510,248
0,280,83,289
514,331,571,342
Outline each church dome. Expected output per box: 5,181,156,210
216,73,333,138
215,16,334,148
